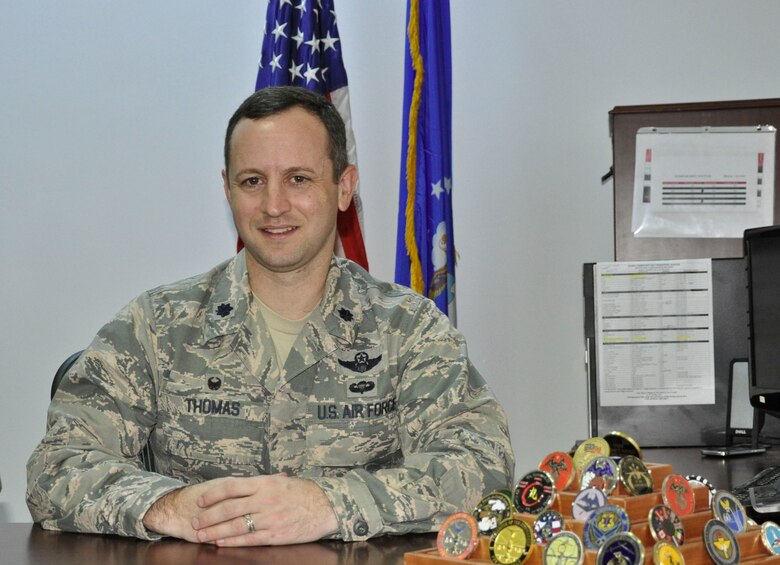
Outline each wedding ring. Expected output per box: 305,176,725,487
244,513,255,533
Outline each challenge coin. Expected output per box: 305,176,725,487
619,455,653,495
580,456,618,495
489,518,534,565
648,504,685,546
573,437,610,473
513,470,556,515
711,490,747,533
703,519,740,565
685,474,715,505
543,531,584,565
661,474,695,517
603,431,642,459
474,491,515,537
583,504,631,550
533,509,564,544
596,532,645,565
571,486,608,521
539,451,576,491
653,540,686,565
760,520,780,555
437,512,479,559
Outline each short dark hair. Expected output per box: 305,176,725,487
224,86,348,182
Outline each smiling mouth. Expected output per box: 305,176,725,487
263,226,297,234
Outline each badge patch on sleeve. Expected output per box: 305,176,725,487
346,376,379,398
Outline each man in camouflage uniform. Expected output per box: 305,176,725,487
27,86,515,546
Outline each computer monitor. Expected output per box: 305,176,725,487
746,225,780,417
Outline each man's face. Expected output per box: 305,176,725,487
223,107,356,277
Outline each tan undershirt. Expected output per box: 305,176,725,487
254,295,311,367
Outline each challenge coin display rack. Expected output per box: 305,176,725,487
404,459,780,565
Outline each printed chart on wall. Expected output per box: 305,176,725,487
594,259,715,407
632,126,775,238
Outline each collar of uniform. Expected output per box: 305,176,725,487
318,257,364,347
202,250,252,342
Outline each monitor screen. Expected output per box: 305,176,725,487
747,225,780,415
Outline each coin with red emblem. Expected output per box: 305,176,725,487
539,451,575,491
648,504,685,546
661,474,695,517
514,470,556,515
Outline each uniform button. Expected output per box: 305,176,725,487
353,520,368,536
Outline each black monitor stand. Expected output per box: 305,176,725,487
702,361,767,458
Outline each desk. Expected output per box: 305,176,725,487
644,446,780,491
1,523,437,565
6,447,779,564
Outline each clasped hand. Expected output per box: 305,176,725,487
143,474,338,546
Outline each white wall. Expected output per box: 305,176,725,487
3,0,780,522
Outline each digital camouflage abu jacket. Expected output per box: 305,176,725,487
27,252,515,541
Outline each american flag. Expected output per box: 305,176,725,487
255,0,368,270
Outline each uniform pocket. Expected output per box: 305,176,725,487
305,399,401,468
157,371,266,471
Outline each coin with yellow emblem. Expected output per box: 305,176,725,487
489,518,534,565
543,531,584,565
573,437,610,474
711,490,747,533
583,504,631,550
653,540,686,565
703,519,740,565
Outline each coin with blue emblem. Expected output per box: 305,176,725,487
703,519,740,565
437,512,479,560
583,504,631,550
489,518,534,564
533,509,564,544
580,456,619,495
760,521,780,555
571,486,608,521
596,532,645,565
513,470,556,515
474,490,514,537
543,531,584,565
710,490,747,533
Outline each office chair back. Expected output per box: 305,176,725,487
52,351,155,472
